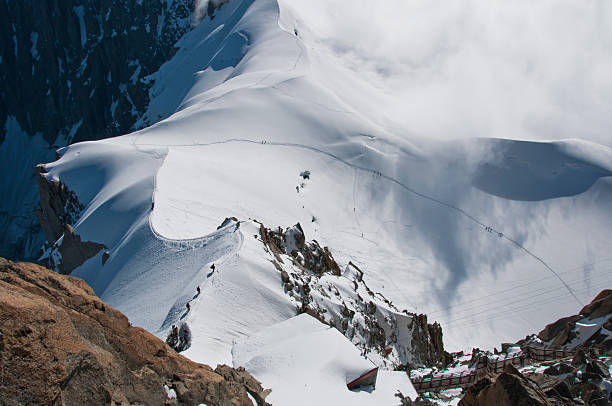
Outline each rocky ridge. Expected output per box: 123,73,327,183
0,257,271,405
533,289,612,351
258,221,446,369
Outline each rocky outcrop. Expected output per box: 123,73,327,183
56,224,107,274
408,314,445,368
536,289,612,351
459,364,552,406
35,165,83,246
0,258,271,405
580,290,612,320
537,315,583,347
260,223,341,276
258,221,445,368
36,167,106,274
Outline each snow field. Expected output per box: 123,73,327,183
37,0,612,402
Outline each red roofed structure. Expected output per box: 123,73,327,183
347,367,379,390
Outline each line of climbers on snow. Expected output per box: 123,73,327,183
164,218,242,355
165,263,215,353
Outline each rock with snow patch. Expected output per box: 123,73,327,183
580,290,612,320
258,221,446,368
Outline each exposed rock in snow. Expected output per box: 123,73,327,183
35,164,83,247
533,289,612,351
258,221,446,368
54,223,107,274
36,165,107,274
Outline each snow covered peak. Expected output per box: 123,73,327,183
33,0,612,402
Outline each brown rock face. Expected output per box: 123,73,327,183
537,315,582,345
536,289,612,350
580,289,612,320
409,314,445,367
56,224,107,274
459,364,552,406
0,258,271,406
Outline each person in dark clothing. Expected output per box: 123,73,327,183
210,263,215,272
196,286,201,294
166,325,179,348
186,302,190,311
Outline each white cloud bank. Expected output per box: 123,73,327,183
281,0,612,145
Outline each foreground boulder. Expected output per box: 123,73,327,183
459,364,551,406
0,258,270,405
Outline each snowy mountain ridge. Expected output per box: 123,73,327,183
29,0,612,403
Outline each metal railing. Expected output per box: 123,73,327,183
411,344,584,393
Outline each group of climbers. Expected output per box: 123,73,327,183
165,323,191,352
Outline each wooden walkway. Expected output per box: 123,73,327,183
411,345,577,393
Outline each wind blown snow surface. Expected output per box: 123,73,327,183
39,0,612,402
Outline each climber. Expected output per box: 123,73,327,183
166,325,179,348
186,302,191,311
196,286,201,294
210,263,215,272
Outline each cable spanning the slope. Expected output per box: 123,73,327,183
428,257,612,316
446,282,607,329
443,270,611,327
134,137,584,307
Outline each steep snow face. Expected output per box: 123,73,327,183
233,314,417,405
40,0,612,388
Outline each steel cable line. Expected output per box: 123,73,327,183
444,271,612,326
444,281,610,329
431,264,612,318
428,257,612,315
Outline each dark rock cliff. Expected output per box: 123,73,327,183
0,0,196,260
0,0,194,147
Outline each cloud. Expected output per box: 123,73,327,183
281,0,612,146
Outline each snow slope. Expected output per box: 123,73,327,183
233,314,417,405
39,0,612,401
